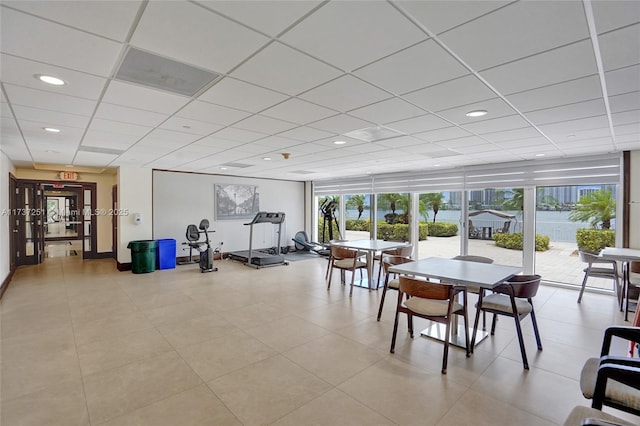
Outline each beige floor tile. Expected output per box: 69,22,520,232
207,355,331,426
293,301,372,331
435,388,554,426
156,312,238,348
1,301,72,339
77,328,174,376
142,300,213,326
177,332,277,382
82,351,202,424
244,315,332,352
337,357,468,425
271,388,395,426
126,289,195,311
73,311,155,346
69,299,138,324
0,378,89,426
98,384,241,426
470,356,586,425
283,333,385,385
216,301,291,330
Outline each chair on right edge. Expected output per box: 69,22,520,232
471,274,543,370
577,251,621,307
579,326,640,417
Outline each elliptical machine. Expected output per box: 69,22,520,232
184,219,219,273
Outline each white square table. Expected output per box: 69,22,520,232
600,247,640,321
330,239,411,290
389,257,522,347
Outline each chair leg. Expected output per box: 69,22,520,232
349,269,355,297
390,293,403,354
513,314,529,370
407,314,414,338
529,306,543,351
327,265,334,290
577,271,589,303
490,314,498,335
462,293,470,357
470,296,483,353
377,279,389,321
442,320,451,374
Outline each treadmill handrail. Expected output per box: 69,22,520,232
244,211,286,225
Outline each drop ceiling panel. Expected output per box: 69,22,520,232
611,110,640,126
348,98,426,125
198,78,289,113
414,126,473,142
193,136,247,150
300,75,391,113
233,114,297,134
130,1,269,73
73,151,118,167
437,98,518,125
538,115,610,137
462,115,531,135
159,117,223,136
0,54,107,100
88,118,152,137
591,1,640,34
137,128,200,147
481,127,543,144
95,103,168,127
354,39,469,96
598,24,640,71
3,84,97,116
526,99,607,126
231,42,342,95
605,65,640,96
373,135,426,149
308,114,372,135
31,152,74,163
386,114,453,134
82,129,141,151
278,126,335,142
261,98,337,125
438,1,589,70
480,40,598,95
609,92,640,114
0,7,123,77
404,75,496,112
4,0,142,41
281,1,427,71
12,105,91,129
102,81,190,114
496,137,552,149
506,75,603,113
212,127,267,143
176,101,251,126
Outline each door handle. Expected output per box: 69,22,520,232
12,230,18,233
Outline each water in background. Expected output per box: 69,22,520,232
343,209,611,243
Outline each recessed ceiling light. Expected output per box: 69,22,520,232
43,127,61,133
465,110,488,117
262,157,271,161
35,74,65,86
220,167,227,170
45,150,60,154
434,164,441,167
535,153,545,157
333,140,347,145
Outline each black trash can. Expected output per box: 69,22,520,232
127,240,157,273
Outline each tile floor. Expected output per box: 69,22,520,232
1,255,639,426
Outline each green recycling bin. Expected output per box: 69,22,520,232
127,240,158,274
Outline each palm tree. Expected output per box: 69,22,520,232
378,193,411,224
345,194,366,220
569,189,616,229
500,188,524,212
421,192,444,223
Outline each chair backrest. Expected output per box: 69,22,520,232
186,224,200,241
495,274,542,299
399,276,452,301
330,245,357,259
382,254,413,274
386,245,413,258
579,250,614,266
452,255,493,264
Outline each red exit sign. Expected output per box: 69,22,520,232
58,171,78,181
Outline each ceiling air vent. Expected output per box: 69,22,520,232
343,126,405,142
115,47,220,97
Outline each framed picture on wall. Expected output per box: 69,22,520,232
215,184,260,220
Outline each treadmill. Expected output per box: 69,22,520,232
228,212,289,268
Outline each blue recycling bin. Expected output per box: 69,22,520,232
156,238,177,270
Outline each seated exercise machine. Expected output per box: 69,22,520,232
179,219,220,273
292,231,330,256
228,212,289,268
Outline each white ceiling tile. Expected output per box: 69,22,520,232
414,126,473,142
480,40,598,95
159,117,223,136
193,136,246,149
605,65,640,96
82,129,141,151
612,110,640,126
300,75,391,113
281,1,426,71
131,1,269,73
198,78,289,113
373,136,427,149
3,84,97,117
12,105,91,129
195,1,322,37
437,98,518,125
176,101,251,126
438,1,589,70
261,98,337,125
462,115,531,135
386,114,453,134
31,151,74,164
348,98,426,125
0,54,107,100
1,8,123,77
506,75,603,113
397,1,511,35
212,127,267,143
95,103,168,127
538,115,610,137
233,114,297,134
526,99,607,126
609,92,640,114
102,81,190,114
496,137,552,149
307,114,372,135
481,127,543,144
231,42,342,95
4,0,142,41
354,39,469,95
89,118,152,137
73,151,118,167
592,1,640,34
614,123,640,136
277,126,335,142
436,136,491,149
599,24,640,71
404,75,495,112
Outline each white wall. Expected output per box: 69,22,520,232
118,167,153,263
152,171,305,256
1,152,16,284
630,150,640,249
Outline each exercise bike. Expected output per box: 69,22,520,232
182,219,220,273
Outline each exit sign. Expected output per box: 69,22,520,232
58,171,78,181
